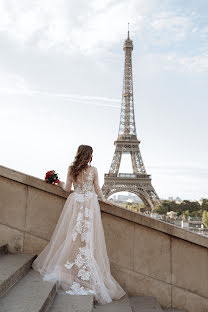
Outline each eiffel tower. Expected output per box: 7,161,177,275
102,29,161,211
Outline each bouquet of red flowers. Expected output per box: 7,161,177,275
45,170,60,185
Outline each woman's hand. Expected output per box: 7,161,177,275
57,180,62,187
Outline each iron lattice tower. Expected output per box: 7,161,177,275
102,30,161,211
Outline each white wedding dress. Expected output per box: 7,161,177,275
32,165,126,305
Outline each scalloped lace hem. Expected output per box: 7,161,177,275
65,281,96,295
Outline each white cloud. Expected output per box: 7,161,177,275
200,26,208,39
0,0,206,68
0,71,28,94
149,162,208,176
0,0,155,54
0,71,121,108
139,51,208,74
163,53,208,72
150,11,194,44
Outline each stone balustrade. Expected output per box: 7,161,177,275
0,165,207,312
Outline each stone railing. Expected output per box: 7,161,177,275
0,165,207,312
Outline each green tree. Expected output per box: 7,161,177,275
202,210,208,228
153,199,205,217
201,199,208,211
189,210,203,217
178,200,200,216
154,201,170,215
184,209,190,216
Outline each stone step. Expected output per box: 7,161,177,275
129,295,163,312
162,309,188,312
0,253,36,297
0,244,8,256
92,294,132,312
50,293,94,312
0,269,57,312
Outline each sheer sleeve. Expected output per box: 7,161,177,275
59,166,73,192
93,167,107,202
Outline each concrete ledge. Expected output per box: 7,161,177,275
0,165,71,198
0,165,207,249
100,201,208,249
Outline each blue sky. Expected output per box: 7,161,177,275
0,0,207,200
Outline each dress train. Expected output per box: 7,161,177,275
32,166,126,304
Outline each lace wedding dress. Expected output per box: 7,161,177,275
32,165,126,304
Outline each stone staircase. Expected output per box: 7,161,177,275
0,244,188,312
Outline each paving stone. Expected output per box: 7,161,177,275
129,295,163,312
0,253,36,297
0,269,56,312
93,294,132,312
162,308,188,312
50,292,94,312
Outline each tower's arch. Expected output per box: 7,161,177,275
105,188,154,211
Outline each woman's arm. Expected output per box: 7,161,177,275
58,166,72,192
93,167,113,205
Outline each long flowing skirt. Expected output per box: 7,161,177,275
32,190,126,304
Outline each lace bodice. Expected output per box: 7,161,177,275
60,166,106,202
73,167,94,194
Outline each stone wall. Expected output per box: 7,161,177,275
0,165,207,312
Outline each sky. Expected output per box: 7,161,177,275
0,0,207,201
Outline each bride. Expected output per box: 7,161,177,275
32,144,126,305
